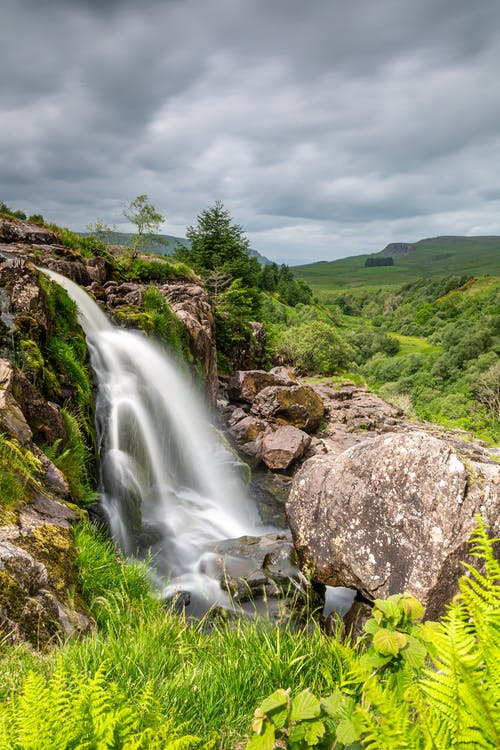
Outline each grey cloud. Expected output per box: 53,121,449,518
2,0,500,262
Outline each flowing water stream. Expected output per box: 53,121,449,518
44,270,265,609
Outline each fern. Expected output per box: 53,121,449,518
415,519,500,749
0,660,205,749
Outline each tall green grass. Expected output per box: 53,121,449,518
0,522,347,747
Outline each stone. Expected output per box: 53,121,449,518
46,259,91,286
0,217,59,246
261,426,311,470
286,430,500,619
227,369,279,403
0,358,65,445
228,414,271,444
160,279,218,404
86,256,110,284
202,533,300,601
251,384,324,432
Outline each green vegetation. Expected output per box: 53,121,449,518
0,434,43,515
278,321,354,374
287,251,499,442
122,194,166,262
293,236,500,294
247,519,500,749
0,520,498,748
258,263,313,307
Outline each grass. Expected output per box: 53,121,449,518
0,522,348,747
293,236,500,294
391,334,442,358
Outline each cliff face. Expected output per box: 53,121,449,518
0,218,219,646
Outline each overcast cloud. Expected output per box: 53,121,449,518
2,0,500,263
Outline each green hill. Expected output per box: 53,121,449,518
292,236,500,292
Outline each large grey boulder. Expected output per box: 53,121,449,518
287,430,500,619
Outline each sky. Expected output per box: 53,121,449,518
2,0,500,265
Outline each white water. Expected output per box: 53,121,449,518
43,270,262,608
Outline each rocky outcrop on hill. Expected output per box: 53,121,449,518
287,425,500,619
0,217,59,246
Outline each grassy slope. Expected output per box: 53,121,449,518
292,236,500,292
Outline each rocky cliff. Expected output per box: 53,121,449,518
0,217,219,646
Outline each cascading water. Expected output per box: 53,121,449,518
43,270,264,609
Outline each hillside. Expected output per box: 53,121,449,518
86,231,272,265
292,235,500,292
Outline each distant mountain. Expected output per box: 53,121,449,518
83,231,272,266
292,236,500,292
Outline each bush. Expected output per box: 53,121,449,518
278,321,354,374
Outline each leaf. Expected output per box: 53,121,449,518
336,717,362,746
246,721,275,750
250,709,266,735
401,594,425,621
401,634,428,669
359,651,392,671
373,627,407,656
320,691,347,718
259,688,289,728
374,595,403,625
362,617,379,635
419,620,442,642
290,689,321,722
303,719,326,746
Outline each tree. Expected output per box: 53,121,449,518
179,200,260,289
123,194,165,260
277,321,354,374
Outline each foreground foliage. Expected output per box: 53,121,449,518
0,521,498,748
247,519,500,749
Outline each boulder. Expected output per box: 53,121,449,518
287,430,500,619
0,218,59,246
228,414,271,444
228,370,279,403
227,368,298,403
46,259,91,286
0,258,50,333
261,426,311,471
85,256,110,284
251,384,324,432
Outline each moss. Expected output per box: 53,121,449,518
113,308,154,330
19,524,77,600
0,434,44,512
0,571,24,621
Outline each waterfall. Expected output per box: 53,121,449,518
43,270,263,609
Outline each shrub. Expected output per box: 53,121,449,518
278,321,354,374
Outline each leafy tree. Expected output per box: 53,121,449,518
278,321,354,374
123,194,165,261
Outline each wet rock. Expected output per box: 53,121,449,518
261,426,311,470
251,384,324,432
287,430,500,619
46,259,91,286
203,533,301,602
